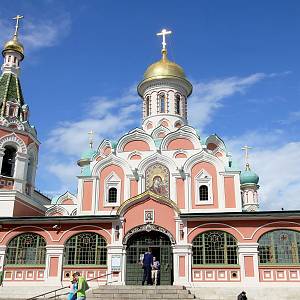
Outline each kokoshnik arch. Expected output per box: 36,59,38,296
0,16,299,294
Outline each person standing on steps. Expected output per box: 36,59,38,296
73,272,89,300
142,248,153,285
237,291,247,300
151,256,160,285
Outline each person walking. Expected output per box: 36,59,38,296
67,274,78,300
142,248,153,285
73,272,89,300
151,256,160,285
237,291,247,300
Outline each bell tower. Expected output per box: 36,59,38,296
137,29,193,133
0,15,39,200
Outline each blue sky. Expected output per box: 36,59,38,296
1,1,300,210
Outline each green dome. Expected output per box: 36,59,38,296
81,148,97,160
240,164,259,185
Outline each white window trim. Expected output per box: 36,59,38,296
104,172,121,207
195,170,213,205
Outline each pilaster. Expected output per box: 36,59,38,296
172,244,192,286
45,245,64,285
238,243,259,287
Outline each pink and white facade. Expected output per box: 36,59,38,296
0,23,299,299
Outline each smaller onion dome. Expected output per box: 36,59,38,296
81,148,97,160
240,163,259,185
77,148,97,167
2,36,24,60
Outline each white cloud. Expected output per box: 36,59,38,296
188,73,267,133
226,131,300,210
0,14,71,51
42,88,140,190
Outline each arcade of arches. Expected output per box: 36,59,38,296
2,228,300,286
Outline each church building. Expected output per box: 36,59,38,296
0,17,299,298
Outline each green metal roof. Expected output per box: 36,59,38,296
0,73,24,113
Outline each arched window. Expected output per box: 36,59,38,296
1,145,17,177
192,231,238,265
175,94,181,115
145,96,150,117
64,232,107,266
108,187,117,203
199,185,208,201
159,94,166,113
6,233,46,265
258,230,300,264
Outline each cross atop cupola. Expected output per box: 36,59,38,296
157,29,172,53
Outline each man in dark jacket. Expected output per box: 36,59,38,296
237,291,247,300
142,248,153,285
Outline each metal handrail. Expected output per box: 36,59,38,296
27,272,114,300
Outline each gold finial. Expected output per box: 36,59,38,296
12,15,24,39
88,130,94,149
156,28,172,58
241,145,252,170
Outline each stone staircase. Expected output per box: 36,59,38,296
87,285,198,300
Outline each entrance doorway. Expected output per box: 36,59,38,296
125,231,173,285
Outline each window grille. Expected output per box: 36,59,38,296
108,187,117,203
199,185,208,201
192,231,238,265
64,233,107,266
6,233,46,265
175,94,181,115
159,94,165,113
258,230,300,264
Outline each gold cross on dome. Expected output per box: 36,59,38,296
13,15,24,37
156,29,172,51
88,130,94,149
241,145,252,165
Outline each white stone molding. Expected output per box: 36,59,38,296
45,205,69,216
104,172,121,207
45,245,65,285
55,191,77,205
194,169,213,205
205,134,226,151
238,243,259,287
160,127,201,151
0,245,7,273
116,128,156,153
123,223,176,244
151,124,171,139
97,139,111,155
172,244,192,286
0,133,27,154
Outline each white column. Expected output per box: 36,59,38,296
0,245,6,282
107,245,125,285
13,152,28,192
172,244,192,286
238,243,259,287
45,245,64,285
0,148,5,174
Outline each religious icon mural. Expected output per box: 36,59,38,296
145,164,169,198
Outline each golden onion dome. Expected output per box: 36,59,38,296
144,50,186,80
2,36,24,59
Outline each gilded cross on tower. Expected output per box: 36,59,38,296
88,130,94,149
241,145,252,168
13,15,24,38
156,29,172,52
